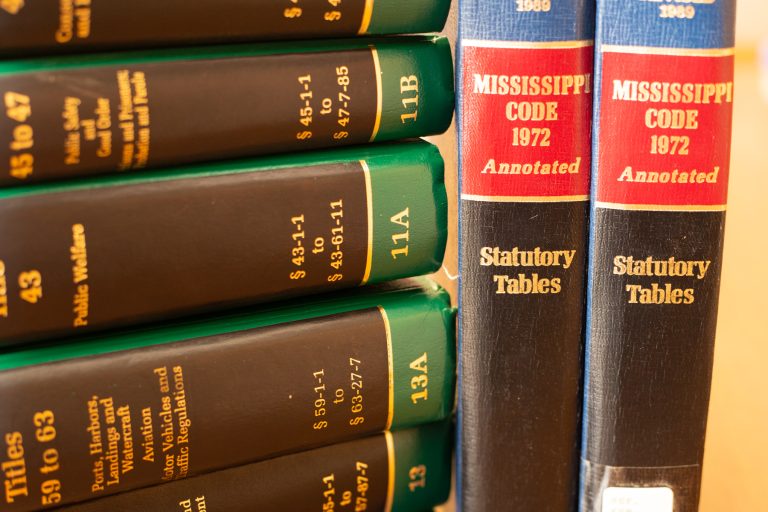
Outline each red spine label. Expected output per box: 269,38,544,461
460,43,593,199
597,49,734,208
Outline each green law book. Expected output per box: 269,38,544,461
52,422,453,512
0,140,447,345
0,0,452,55
0,279,455,511
0,36,453,185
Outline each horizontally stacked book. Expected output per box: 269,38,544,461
0,2,455,511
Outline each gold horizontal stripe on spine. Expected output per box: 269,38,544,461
384,430,395,512
461,39,594,50
595,201,727,212
369,47,383,142
358,0,375,34
361,160,374,285
462,194,590,203
377,305,394,431
601,45,735,57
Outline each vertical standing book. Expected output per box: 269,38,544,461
458,1,594,510
581,1,735,511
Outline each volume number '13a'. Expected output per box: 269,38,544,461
409,353,428,404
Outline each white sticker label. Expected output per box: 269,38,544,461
602,487,674,512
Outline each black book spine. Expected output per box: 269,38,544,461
0,37,453,185
0,284,455,511
0,0,452,54
56,423,454,512
458,1,595,510
581,2,736,511
0,142,447,345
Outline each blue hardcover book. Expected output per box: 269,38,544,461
458,1,594,510
581,2,736,512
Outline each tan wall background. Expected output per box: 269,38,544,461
434,1,768,509
701,1,768,509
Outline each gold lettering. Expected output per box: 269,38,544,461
473,73,592,96
116,70,151,170
399,75,419,124
409,352,428,404
2,432,28,504
479,246,577,270
390,208,410,259
0,0,25,15
612,79,733,105
479,157,582,175
55,0,91,44
625,283,695,305
612,255,711,280
0,261,8,318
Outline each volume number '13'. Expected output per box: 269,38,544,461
408,465,426,492
34,410,63,506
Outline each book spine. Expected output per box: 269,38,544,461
53,422,453,512
0,287,455,511
0,0,452,54
0,141,447,345
0,36,453,185
581,2,736,511
457,1,594,510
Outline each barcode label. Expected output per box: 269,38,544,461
602,486,674,512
